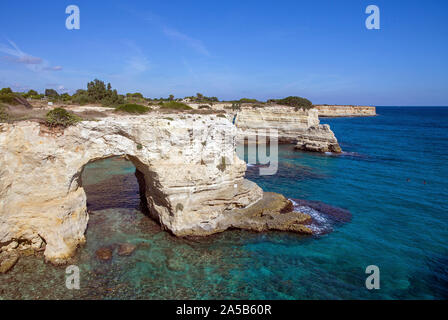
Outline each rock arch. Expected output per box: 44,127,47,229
0,115,263,263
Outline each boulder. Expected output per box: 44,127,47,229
96,247,112,261
117,243,137,257
0,251,19,273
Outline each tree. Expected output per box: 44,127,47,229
0,88,13,95
27,89,38,96
102,89,124,107
45,89,59,98
87,79,107,101
169,94,174,101
60,93,71,101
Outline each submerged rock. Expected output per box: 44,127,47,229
96,247,112,261
0,251,19,274
117,243,137,257
167,257,186,272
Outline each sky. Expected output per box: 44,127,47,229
0,0,447,106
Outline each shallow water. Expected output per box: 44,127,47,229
1,107,447,299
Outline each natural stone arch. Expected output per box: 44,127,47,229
0,115,263,264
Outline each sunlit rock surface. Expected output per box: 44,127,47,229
0,114,264,263
315,105,376,117
234,105,341,152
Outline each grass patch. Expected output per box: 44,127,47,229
159,101,192,110
45,108,82,128
115,103,151,114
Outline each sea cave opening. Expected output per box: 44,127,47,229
80,155,149,214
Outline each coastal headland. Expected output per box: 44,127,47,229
0,85,372,269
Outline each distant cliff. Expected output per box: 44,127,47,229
315,105,376,117
234,105,342,153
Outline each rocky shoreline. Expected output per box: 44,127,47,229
234,105,342,153
0,110,316,268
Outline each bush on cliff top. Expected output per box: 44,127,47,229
159,101,192,110
115,103,151,114
269,96,313,110
45,107,82,127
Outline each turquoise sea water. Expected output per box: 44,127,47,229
1,107,447,299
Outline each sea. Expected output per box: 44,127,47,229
1,107,447,299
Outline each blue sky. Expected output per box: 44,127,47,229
0,0,447,105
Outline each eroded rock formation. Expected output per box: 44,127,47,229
295,124,342,153
0,114,265,263
235,105,342,152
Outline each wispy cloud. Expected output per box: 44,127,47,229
44,66,63,71
163,27,209,56
122,40,150,74
0,39,62,72
127,8,210,56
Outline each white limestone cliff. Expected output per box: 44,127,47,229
234,105,341,152
0,114,263,263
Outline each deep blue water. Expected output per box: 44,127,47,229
2,107,447,300
239,107,448,299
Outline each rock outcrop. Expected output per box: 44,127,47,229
234,105,341,152
295,124,342,153
0,113,264,263
315,105,376,117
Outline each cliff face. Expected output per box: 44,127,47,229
315,105,376,117
0,114,264,263
235,106,341,152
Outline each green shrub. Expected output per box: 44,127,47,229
0,104,8,122
115,103,151,114
60,93,71,102
160,101,192,110
102,90,124,107
269,96,313,110
0,88,13,95
175,203,184,212
216,114,226,118
45,108,81,127
217,156,227,172
239,98,259,103
163,117,174,121
198,105,211,109
231,102,241,111
126,92,144,99
0,93,18,105
136,143,143,150
72,93,90,105
45,89,59,98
